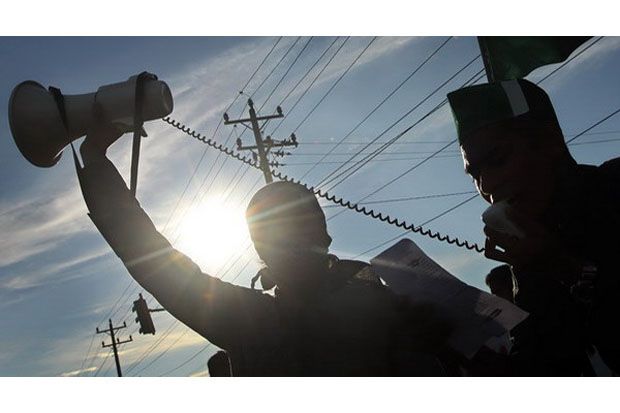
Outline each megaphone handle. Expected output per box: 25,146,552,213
129,72,151,197
130,131,141,197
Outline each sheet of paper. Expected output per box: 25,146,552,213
371,238,528,359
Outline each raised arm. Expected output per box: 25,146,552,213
77,124,276,350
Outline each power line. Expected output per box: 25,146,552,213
325,139,458,222
324,68,486,192
269,37,351,136
316,57,482,189
566,107,620,144
276,37,341,108
282,155,460,166
282,134,620,156
291,36,377,134
92,349,113,377
289,130,620,145
258,36,314,112
298,36,453,181
249,37,300,100
320,190,477,208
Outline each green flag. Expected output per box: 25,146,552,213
478,36,592,81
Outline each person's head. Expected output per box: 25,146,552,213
246,181,332,292
207,351,232,377
485,264,515,302
448,79,575,218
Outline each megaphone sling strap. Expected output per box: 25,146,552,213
130,71,155,197
47,86,83,172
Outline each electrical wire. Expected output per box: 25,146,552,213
269,37,351,136
290,37,377,134
298,36,453,181
258,37,314,112
92,349,113,377
320,190,477,208
315,58,482,189
322,69,486,193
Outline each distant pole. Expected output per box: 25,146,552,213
224,99,298,184
97,319,133,377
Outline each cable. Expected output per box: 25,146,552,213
320,190,477,208
352,194,480,259
258,37,314,112
269,37,351,136
316,58,482,189
566,107,620,144
92,349,112,377
162,117,483,252
282,155,461,166
324,69,486,193
325,140,458,222
249,37,300,101
298,36,453,181
291,37,377,134
276,37,341,108
292,130,620,146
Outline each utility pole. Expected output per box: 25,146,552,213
224,99,298,184
96,319,133,377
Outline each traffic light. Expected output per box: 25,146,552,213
132,293,155,335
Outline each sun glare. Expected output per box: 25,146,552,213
175,197,251,273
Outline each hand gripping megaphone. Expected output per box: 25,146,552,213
8,72,173,168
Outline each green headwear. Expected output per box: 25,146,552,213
447,79,560,144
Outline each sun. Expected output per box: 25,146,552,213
175,197,251,274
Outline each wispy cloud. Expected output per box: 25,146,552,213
0,185,89,268
60,366,97,377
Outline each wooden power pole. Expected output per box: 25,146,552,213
224,98,298,184
96,319,133,377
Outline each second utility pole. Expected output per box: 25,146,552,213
224,99,298,184
96,319,133,377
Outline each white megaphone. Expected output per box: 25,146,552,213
8,72,173,167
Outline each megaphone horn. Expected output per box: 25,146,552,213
8,73,173,167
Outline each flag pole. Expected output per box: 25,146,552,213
477,37,495,83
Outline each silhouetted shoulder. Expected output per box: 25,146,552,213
599,157,620,180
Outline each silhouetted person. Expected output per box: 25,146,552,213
77,121,450,376
208,351,232,377
448,79,620,375
485,265,515,303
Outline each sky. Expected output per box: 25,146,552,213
1,36,619,377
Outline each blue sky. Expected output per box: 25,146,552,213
1,36,619,377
